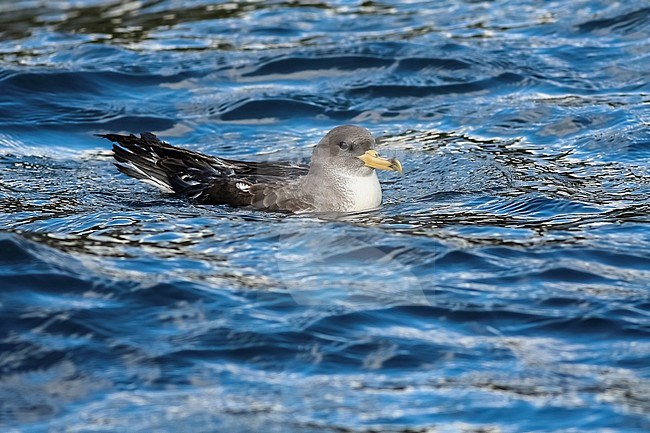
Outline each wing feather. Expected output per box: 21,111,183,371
100,132,308,209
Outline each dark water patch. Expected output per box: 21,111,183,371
0,234,38,265
348,82,482,98
243,55,393,77
430,249,494,273
220,99,324,121
219,98,362,121
577,7,650,36
396,57,471,72
347,72,527,97
535,315,649,339
1,115,176,132
477,195,604,218
0,70,193,95
0,70,184,130
0,234,84,276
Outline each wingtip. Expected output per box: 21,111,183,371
98,132,165,146
96,133,123,142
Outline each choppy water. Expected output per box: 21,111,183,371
1,1,649,432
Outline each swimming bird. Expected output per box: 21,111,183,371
99,125,402,213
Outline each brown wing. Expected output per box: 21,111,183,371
250,182,316,213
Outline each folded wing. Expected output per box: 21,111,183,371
100,132,308,206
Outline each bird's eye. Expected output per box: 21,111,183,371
338,141,350,151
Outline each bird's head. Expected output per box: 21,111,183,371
310,125,402,176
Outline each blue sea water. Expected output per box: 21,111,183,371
0,1,649,431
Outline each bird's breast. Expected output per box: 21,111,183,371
341,172,382,212
301,169,383,212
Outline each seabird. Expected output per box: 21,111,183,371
99,125,402,213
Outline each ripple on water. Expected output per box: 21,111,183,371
1,1,649,432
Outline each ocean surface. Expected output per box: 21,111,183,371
1,1,649,432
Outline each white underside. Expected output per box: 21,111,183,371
341,171,383,212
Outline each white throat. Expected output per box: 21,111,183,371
339,170,382,212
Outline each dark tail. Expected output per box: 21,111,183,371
99,132,226,197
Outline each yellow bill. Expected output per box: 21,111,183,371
357,150,403,173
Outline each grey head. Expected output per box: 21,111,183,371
309,125,402,176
